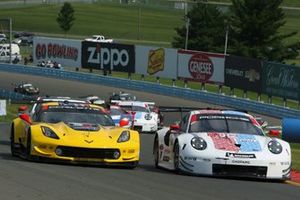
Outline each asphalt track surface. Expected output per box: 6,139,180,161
0,71,299,200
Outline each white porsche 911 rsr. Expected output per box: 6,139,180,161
153,109,291,180
117,101,158,133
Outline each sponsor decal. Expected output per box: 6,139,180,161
35,43,78,61
231,160,250,164
163,156,170,161
188,53,214,82
208,133,261,152
226,153,256,159
245,69,260,82
225,68,260,82
280,161,290,166
81,41,135,72
147,48,165,75
184,156,211,162
86,45,129,68
266,66,299,90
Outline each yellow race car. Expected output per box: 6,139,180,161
10,101,140,168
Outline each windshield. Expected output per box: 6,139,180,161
110,108,126,115
189,114,264,136
120,105,149,113
36,109,115,126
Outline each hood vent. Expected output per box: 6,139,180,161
67,122,100,131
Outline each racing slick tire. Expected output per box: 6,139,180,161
25,130,33,160
153,135,159,168
10,124,18,157
174,141,181,174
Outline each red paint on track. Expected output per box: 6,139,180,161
291,170,300,183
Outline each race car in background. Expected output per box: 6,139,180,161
13,83,40,96
109,91,137,104
11,102,140,168
117,101,158,133
27,96,89,115
153,108,291,180
109,105,133,128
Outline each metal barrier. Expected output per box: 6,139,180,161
1,63,300,118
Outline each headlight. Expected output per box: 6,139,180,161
191,137,207,150
41,126,59,139
268,140,282,154
117,130,130,143
144,114,152,120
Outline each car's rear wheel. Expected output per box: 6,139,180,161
25,130,32,160
174,141,180,172
10,124,17,157
153,136,159,168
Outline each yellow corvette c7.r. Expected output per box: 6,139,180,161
10,102,140,168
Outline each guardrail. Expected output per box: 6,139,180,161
0,88,34,102
1,63,300,118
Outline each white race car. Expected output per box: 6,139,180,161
117,101,158,133
153,109,291,180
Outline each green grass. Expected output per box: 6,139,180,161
0,2,299,48
0,103,23,123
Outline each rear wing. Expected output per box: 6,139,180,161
158,106,248,113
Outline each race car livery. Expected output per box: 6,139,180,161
153,109,291,180
11,102,140,167
117,101,158,133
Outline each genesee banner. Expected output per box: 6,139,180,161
33,37,81,68
225,55,262,93
177,50,225,84
81,41,135,73
262,62,300,100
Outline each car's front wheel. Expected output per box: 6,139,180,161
153,136,159,168
173,141,180,172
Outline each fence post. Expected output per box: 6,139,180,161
184,79,188,88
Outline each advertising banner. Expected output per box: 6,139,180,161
262,62,300,100
225,55,262,93
33,37,81,68
177,49,225,84
81,41,135,73
135,45,177,79
0,100,6,116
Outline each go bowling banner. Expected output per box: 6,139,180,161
33,37,81,68
177,49,225,84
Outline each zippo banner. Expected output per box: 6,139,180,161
33,37,81,68
177,49,225,84
81,41,135,73
135,45,177,79
225,55,262,93
262,62,300,100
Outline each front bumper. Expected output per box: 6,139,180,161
133,121,157,132
179,150,290,180
30,143,139,165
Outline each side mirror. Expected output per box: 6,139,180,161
18,105,28,113
119,118,130,127
170,124,180,130
268,129,281,138
19,113,32,125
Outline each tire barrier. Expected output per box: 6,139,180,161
282,118,300,143
1,63,300,118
